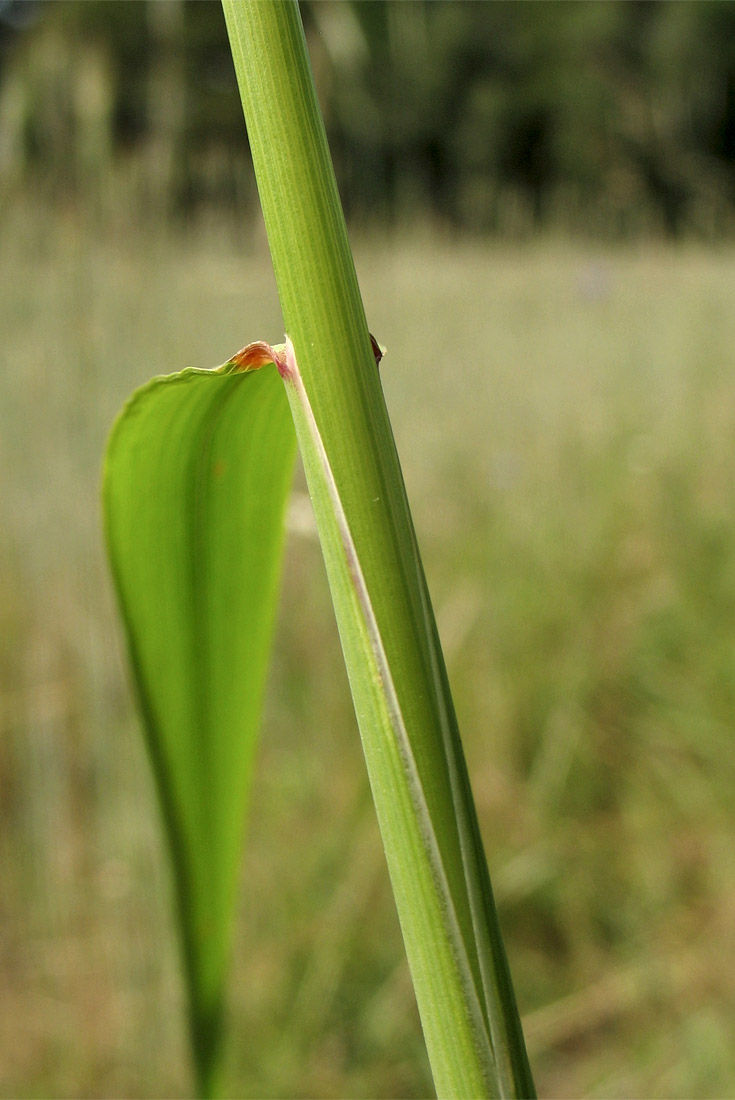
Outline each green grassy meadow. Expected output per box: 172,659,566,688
2,206,735,1098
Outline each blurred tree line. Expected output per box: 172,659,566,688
2,0,735,236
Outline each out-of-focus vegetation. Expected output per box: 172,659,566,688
3,209,735,1098
2,0,735,235
3,2,735,1098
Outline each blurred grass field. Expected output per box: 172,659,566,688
2,204,735,1098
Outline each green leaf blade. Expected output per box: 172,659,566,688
103,362,295,1094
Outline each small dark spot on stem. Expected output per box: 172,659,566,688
369,333,383,370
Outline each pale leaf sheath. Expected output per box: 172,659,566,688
281,336,497,1093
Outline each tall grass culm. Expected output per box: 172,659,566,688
221,3,535,1098
103,0,535,1096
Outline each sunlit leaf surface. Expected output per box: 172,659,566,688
103,359,295,1092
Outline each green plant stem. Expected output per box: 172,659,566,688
222,2,535,1096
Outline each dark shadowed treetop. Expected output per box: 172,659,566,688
2,0,735,237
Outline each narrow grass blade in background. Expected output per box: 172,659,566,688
103,356,295,1096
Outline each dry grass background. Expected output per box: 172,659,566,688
2,203,735,1097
